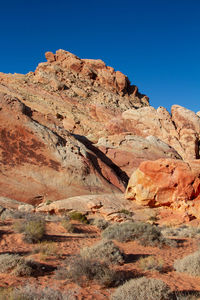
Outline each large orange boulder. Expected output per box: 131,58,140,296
125,158,200,216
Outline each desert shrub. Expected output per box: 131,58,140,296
118,209,133,216
33,241,59,260
139,256,163,272
55,255,117,287
68,211,88,224
13,220,25,233
0,284,75,300
174,251,200,276
12,260,37,277
0,254,38,276
111,277,171,300
80,240,125,265
0,254,22,273
91,218,109,230
14,217,45,243
174,291,200,300
161,225,200,238
24,219,45,243
102,221,175,247
11,211,35,220
61,219,78,233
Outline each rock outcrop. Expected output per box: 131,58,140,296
0,49,199,208
120,105,200,160
95,133,181,176
36,193,133,221
0,94,126,203
125,158,200,218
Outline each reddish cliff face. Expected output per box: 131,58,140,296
0,93,126,204
0,50,199,206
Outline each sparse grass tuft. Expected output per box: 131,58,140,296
139,256,163,272
33,241,59,260
174,251,200,276
111,277,171,300
80,240,125,265
13,217,45,243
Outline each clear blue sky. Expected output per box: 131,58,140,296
0,0,199,113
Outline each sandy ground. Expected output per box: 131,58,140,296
0,218,200,299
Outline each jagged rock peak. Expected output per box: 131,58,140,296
32,49,149,108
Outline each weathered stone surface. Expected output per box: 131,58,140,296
18,204,35,213
45,51,55,63
120,105,200,160
0,197,22,210
125,158,200,218
0,94,125,204
36,194,131,219
95,133,181,176
171,105,200,159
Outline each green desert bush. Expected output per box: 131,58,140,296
68,211,88,224
55,255,117,287
174,250,200,276
14,217,45,243
80,240,125,265
91,218,109,230
118,209,133,216
0,285,74,300
111,277,171,300
102,221,175,247
139,256,163,272
0,254,38,276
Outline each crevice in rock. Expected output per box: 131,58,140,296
72,134,129,188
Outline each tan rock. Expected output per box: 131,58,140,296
121,105,200,160
45,52,55,63
36,193,130,218
115,71,128,93
171,105,200,159
96,133,181,176
18,204,35,212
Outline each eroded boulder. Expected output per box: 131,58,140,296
125,159,200,217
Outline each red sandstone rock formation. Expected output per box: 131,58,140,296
0,94,125,203
0,50,199,207
125,158,200,218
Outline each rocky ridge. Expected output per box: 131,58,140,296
0,50,200,220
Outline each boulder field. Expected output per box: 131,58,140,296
0,49,200,220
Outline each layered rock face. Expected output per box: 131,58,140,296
0,93,125,203
0,49,199,207
120,105,200,160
